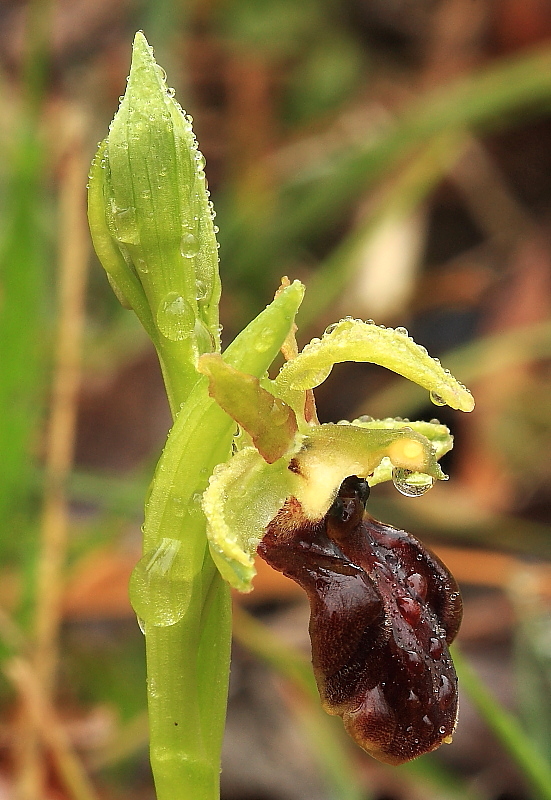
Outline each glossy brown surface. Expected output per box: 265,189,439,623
257,476,462,765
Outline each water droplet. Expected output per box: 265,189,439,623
136,616,146,634
196,279,208,300
324,322,339,335
156,293,195,341
397,596,421,626
356,415,374,423
167,87,176,98
392,468,434,497
406,572,427,600
429,390,446,407
109,203,140,245
129,538,190,627
438,675,454,707
251,325,278,353
439,725,446,735
180,232,200,258
395,326,408,336
403,650,424,674
193,319,215,355
155,65,167,82
407,690,420,706
288,366,332,390
429,637,443,659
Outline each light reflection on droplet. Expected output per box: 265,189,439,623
392,468,434,497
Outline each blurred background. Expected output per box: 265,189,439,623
2,0,551,798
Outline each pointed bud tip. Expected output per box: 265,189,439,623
132,30,153,60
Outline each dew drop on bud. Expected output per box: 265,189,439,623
395,326,408,336
109,202,140,246
180,231,200,258
156,293,195,341
196,279,208,300
392,468,434,497
429,390,447,407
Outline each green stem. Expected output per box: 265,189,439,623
141,284,303,799
452,646,551,800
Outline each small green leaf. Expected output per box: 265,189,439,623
198,354,298,463
275,319,475,412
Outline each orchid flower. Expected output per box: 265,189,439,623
199,290,474,763
200,296,473,592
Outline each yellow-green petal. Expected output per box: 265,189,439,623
275,318,475,412
348,417,453,486
292,423,446,519
202,447,297,591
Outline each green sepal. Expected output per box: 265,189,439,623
223,280,305,374
198,354,298,463
274,318,475,412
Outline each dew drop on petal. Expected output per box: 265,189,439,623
392,468,434,497
429,390,447,407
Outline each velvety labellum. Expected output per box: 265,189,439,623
257,476,462,765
